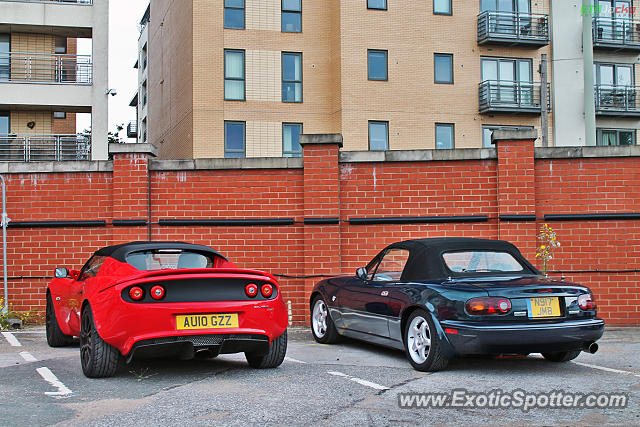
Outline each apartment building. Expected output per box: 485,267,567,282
0,0,108,161
148,0,634,159
129,3,150,144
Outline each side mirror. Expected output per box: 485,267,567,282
356,267,367,281
54,267,69,279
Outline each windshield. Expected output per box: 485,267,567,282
125,249,214,271
442,250,526,274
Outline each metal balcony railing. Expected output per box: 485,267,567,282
0,134,91,162
127,121,137,139
477,11,549,46
0,0,92,4
594,85,640,116
592,17,640,51
0,52,92,84
479,80,550,114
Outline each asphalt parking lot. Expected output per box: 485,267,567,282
0,327,638,426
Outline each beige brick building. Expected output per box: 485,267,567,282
148,0,640,159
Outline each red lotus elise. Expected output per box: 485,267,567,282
46,241,288,378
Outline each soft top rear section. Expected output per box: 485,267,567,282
95,241,228,263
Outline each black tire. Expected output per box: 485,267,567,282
245,330,287,369
45,293,74,347
310,296,340,344
541,350,581,362
80,305,120,378
404,309,449,372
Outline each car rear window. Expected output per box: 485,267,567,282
126,249,214,270
442,251,525,274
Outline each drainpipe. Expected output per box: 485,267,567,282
583,1,597,146
0,175,9,314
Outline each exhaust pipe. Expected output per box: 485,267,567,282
583,342,598,354
194,349,214,359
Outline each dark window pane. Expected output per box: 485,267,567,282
282,82,302,102
0,35,8,81
283,0,301,11
282,12,302,32
434,0,452,14
436,124,454,149
283,123,302,156
225,122,245,152
224,9,245,29
225,0,244,7
369,122,388,150
434,54,453,83
368,50,387,80
619,131,634,145
282,54,301,81
368,0,387,9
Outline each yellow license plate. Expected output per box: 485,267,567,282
528,297,561,318
176,313,238,330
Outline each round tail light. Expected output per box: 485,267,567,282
578,293,595,310
261,283,274,298
150,285,165,300
245,283,258,298
129,286,144,301
465,297,511,315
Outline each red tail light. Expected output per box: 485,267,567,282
129,286,144,301
150,285,165,300
245,283,258,298
465,297,512,315
578,293,595,310
261,283,274,298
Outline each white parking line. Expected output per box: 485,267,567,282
573,361,640,378
284,356,307,364
19,351,37,362
327,370,390,391
36,367,73,398
1,332,22,347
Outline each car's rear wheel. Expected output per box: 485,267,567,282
245,330,287,369
310,296,340,344
541,350,581,362
404,309,449,372
80,305,120,378
45,293,74,347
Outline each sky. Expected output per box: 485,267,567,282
77,0,150,141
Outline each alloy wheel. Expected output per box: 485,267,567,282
407,315,431,364
312,299,328,338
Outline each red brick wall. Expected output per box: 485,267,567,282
1,139,639,326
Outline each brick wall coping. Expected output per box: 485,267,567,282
0,161,113,174
109,143,158,157
149,157,303,171
339,148,498,163
300,133,343,147
535,145,640,159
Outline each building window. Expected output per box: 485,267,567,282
282,0,302,33
434,53,453,84
141,81,147,106
481,0,530,13
482,125,533,147
282,52,302,103
225,121,246,158
224,0,245,30
53,112,66,120
435,123,454,149
0,111,8,134
55,36,67,54
283,123,303,157
224,50,245,101
596,128,635,146
141,118,147,142
0,34,8,81
369,121,389,150
434,0,452,15
367,0,387,10
594,63,633,87
368,50,388,81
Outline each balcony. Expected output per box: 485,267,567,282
477,11,549,47
592,17,640,52
479,81,550,114
127,121,137,139
0,133,90,161
0,52,92,84
594,85,640,117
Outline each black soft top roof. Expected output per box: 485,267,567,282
94,241,228,263
375,237,538,282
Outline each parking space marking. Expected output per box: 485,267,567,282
19,351,37,362
285,356,307,364
36,367,73,398
573,361,640,378
327,370,390,391
1,332,22,347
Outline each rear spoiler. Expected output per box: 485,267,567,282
113,268,279,287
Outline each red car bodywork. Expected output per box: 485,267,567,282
47,244,288,359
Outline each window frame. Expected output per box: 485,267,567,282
434,0,453,15
367,49,388,81
435,123,455,150
224,49,246,101
596,128,636,146
434,53,454,84
368,120,389,151
282,52,303,103
0,111,9,135
224,120,246,158
371,248,411,282
53,112,67,120
281,0,302,33
224,0,246,30
0,33,11,81
367,0,388,10
594,62,635,87
78,255,107,281
481,56,533,83
282,122,303,157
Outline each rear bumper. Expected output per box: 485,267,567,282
440,318,605,355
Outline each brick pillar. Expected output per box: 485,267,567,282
109,143,157,243
300,134,343,316
493,129,538,261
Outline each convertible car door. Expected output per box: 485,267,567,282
68,255,106,334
